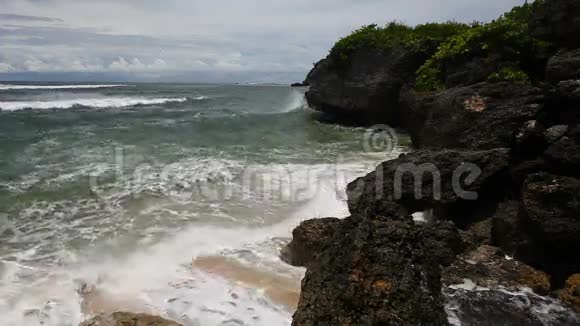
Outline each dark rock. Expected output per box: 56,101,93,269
520,172,580,284
522,172,580,251
531,0,580,49
543,125,580,176
292,216,451,326
346,148,511,223
442,246,579,326
304,47,431,126
443,245,551,295
491,200,534,260
291,82,308,87
544,124,569,143
444,285,579,326
280,217,341,268
402,82,544,150
461,218,492,250
546,49,580,83
79,312,182,326
423,220,465,267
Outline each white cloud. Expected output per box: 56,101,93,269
0,0,525,81
108,57,168,72
0,62,15,72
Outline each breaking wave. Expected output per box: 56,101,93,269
0,84,130,90
0,97,188,111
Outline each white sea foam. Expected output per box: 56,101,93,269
0,84,129,90
0,97,188,111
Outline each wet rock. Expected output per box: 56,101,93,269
444,285,579,326
531,0,580,49
402,82,544,150
79,312,182,326
346,148,510,223
560,274,580,312
443,245,550,295
292,216,451,326
442,246,579,326
280,217,341,268
304,47,432,126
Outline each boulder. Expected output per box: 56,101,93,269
280,217,341,268
401,82,544,150
304,47,431,126
80,312,182,326
346,148,511,223
546,49,580,83
442,246,579,326
292,216,452,326
522,173,580,251
531,0,580,49
443,245,550,295
543,125,580,176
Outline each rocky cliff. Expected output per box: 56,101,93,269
289,0,580,324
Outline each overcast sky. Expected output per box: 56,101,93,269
0,0,524,82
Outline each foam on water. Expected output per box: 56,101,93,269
0,97,188,111
0,180,347,326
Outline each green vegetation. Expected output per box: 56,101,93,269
328,21,471,69
326,1,552,91
415,1,551,91
487,67,530,83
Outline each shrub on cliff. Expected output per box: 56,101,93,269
328,21,471,70
415,1,552,91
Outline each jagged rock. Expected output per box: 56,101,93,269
521,172,580,283
401,82,544,150
543,125,580,176
560,274,580,312
444,284,579,326
443,245,550,295
522,172,580,250
544,124,569,143
280,217,341,268
491,201,534,260
79,312,182,326
461,218,492,250
442,246,579,326
531,0,580,49
546,49,580,83
346,148,510,223
304,47,431,126
292,216,452,326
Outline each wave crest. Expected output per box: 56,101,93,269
0,97,188,111
0,84,129,90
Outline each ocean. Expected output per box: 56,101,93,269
0,82,409,325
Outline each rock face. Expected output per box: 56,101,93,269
304,47,430,126
292,216,455,326
401,82,544,150
546,49,580,82
291,1,580,325
531,0,580,49
280,217,341,269
80,312,182,326
346,148,510,224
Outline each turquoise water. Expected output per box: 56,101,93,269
0,83,409,325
